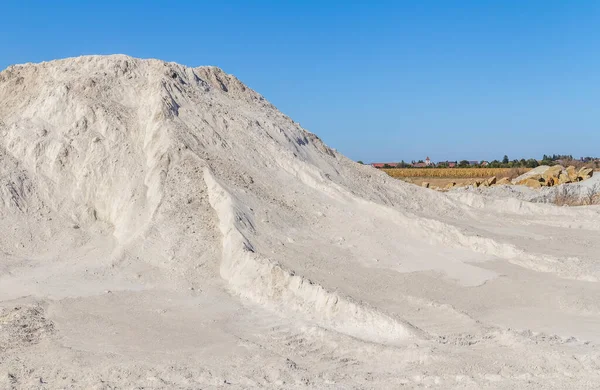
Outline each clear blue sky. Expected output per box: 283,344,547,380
1,1,599,163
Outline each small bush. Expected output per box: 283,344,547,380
553,183,600,206
554,185,577,206
583,184,600,205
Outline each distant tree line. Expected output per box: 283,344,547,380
486,157,539,168
363,154,599,169
399,156,542,169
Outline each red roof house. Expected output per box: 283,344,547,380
371,162,397,168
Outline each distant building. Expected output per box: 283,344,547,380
371,162,397,168
480,161,489,166
437,161,457,168
468,160,479,166
411,157,434,168
371,157,440,168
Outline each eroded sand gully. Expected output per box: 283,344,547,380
1,55,599,389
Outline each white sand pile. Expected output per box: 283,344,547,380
1,55,600,389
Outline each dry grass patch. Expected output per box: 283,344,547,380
553,184,600,206
382,167,530,180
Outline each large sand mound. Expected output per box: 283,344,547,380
1,55,600,389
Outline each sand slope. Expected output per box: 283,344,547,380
1,55,600,389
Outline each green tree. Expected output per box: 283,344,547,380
357,160,364,164
502,155,509,164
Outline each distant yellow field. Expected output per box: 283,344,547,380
382,167,531,179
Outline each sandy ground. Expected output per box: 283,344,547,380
1,56,600,389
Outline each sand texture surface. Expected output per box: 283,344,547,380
1,56,599,389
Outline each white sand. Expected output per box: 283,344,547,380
1,55,600,389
